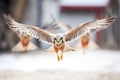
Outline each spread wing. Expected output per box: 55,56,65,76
64,16,116,42
3,14,53,43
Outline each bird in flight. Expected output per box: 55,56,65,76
3,14,115,61
3,16,38,52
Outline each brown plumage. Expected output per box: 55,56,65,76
81,33,90,53
53,42,65,60
3,14,115,61
20,32,30,51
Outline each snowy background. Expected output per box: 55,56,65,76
0,49,120,80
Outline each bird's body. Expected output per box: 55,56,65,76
20,36,30,47
20,33,30,51
52,33,70,60
81,33,90,53
53,43,65,60
3,14,115,61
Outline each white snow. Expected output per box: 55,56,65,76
0,50,120,72
59,0,109,7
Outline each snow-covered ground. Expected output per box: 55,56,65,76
0,49,120,72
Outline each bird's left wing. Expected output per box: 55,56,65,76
64,16,116,42
3,14,53,43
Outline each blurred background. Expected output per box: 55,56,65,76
0,0,120,80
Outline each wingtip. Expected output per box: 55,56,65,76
107,15,116,20
2,14,12,21
110,16,116,20
105,15,116,24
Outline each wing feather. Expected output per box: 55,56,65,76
3,14,53,43
64,16,116,42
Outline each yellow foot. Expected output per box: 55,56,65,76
57,55,62,61
61,54,63,60
57,56,61,61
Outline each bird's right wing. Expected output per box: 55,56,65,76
64,16,116,42
3,14,53,43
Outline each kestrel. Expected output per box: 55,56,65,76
3,16,38,52
3,14,115,61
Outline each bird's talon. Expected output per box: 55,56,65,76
61,55,63,60
57,56,61,61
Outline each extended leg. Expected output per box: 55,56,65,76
61,53,63,60
57,51,62,61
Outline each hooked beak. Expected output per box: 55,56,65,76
56,38,60,43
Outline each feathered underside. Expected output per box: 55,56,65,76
3,14,53,43
64,16,116,42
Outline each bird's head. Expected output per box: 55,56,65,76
52,33,64,45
